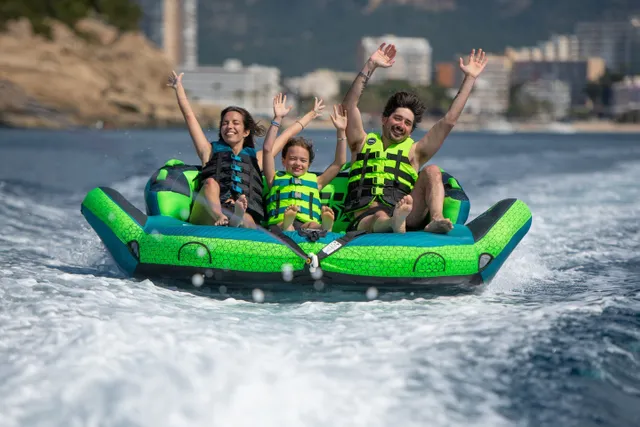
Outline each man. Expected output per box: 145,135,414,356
341,43,487,233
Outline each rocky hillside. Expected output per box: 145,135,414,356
0,18,219,129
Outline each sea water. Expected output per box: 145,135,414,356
0,128,638,427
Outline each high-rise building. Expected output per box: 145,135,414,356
162,0,181,66
182,0,198,70
460,54,511,116
551,35,569,61
539,41,556,61
137,0,164,48
507,35,580,63
358,35,432,86
548,35,581,61
136,0,198,68
511,59,606,107
575,18,640,74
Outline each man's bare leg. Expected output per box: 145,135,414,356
355,213,378,232
189,178,229,226
391,195,413,233
406,165,453,234
241,212,257,229
372,211,393,233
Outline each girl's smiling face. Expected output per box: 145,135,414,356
282,145,311,177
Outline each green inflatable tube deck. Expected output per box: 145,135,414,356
81,159,532,291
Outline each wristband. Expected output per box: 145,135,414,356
271,120,280,127
296,120,305,129
337,137,347,141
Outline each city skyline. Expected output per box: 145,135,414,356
134,0,640,120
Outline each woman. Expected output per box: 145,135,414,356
168,70,267,228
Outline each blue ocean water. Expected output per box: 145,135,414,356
0,127,639,426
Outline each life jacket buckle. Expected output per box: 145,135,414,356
293,178,302,185
298,229,327,243
294,191,302,199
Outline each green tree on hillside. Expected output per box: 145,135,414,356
0,0,141,36
584,68,625,117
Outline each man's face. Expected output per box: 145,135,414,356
382,108,414,142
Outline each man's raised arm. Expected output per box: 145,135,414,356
342,43,396,150
414,49,488,167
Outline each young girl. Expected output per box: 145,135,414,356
167,70,266,228
262,93,348,231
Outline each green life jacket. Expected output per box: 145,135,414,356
266,171,322,225
344,132,418,214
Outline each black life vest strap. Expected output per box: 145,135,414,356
347,179,413,196
355,149,372,202
267,225,308,259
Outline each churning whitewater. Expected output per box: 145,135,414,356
0,129,639,427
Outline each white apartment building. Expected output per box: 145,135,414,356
612,76,640,117
507,34,580,62
520,79,571,119
285,69,341,103
549,35,580,61
462,54,511,117
181,60,281,117
358,35,432,86
511,59,605,107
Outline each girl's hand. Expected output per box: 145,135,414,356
311,97,325,118
167,70,183,89
329,104,348,130
273,92,292,118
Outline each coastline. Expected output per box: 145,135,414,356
1,115,639,135
292,117,640,134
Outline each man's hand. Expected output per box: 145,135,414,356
369,43,396,69
459,49,488,79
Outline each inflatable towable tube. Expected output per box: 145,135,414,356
81,159,532,290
